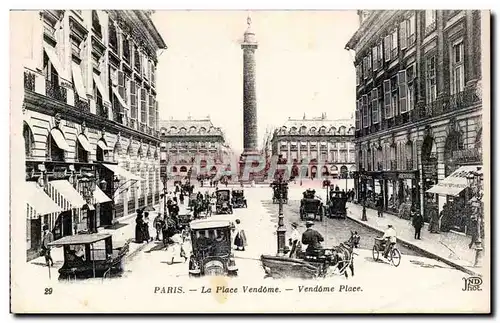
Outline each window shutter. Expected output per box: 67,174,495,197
362,94,368,128
383,79,392,118
372,47,378,70
398,70,408,113
371,88,379,124
356,65,360,86
400,21,407,49
155,101,159,130
140,88,147,123
149,95,154,127
355,100,361,130
118,70,125,100
384,35,391,62
130,81,137,119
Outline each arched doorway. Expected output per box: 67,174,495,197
46,129,66,162
180,166,187,173
340,165,348,179
310,165,318,178
330,165,338,179
172,166,178,173
321,166,329,177
421,133,438,222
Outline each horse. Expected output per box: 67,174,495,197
331,231,359,278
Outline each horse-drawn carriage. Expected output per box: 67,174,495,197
260,232,358,279
188,219,238,277
231,189,247,208
215,189,233,214
324,189,348,219
271,182,288,204
47,233,130,280
300,189,324,221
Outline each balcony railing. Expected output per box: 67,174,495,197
24,71,36,91
139,123,145,133
130,118,136,130
45,79,67,103
75,98,90,113
390,160,397,170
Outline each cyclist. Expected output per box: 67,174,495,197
382,224,397,258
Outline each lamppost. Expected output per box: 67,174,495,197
161,173,168,217
360,168,368,221
97,175,121,224
276,174,287,256
467,169,484,267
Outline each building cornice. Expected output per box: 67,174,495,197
24,90,160,144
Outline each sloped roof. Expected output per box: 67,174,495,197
282,118,355,130
159,118,224,136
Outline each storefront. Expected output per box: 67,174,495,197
354,169,420,216
427,165,482,235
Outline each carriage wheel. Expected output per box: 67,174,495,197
390,248,401,267
372,245,379,261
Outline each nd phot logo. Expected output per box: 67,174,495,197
462,276,483,291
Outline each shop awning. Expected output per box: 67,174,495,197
25,181,63,217
43,44,66,78
93,186,112,203
112,87,129,110
50,128,71,152
77,134,93,153
97,140,113,151
426,165,482,196
47,180,86,209
102,163,143,181
93,73,109,102
71,62,87,100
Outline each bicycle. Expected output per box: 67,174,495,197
372,238,401,267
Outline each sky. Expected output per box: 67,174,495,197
152,10,360,154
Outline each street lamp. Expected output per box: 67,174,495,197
276,174,287,256
360,168,368,221
98,175,121,224
467,169,484,267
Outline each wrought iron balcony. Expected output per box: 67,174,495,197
24,71,36,91
427,87,481,118
45,79,67,103
75,98,90,113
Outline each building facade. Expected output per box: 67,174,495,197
346,10,483,234
21,10,166,260
271,114,356,179
159,117,233,181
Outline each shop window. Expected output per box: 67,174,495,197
76,140,88,163
47,133,65,162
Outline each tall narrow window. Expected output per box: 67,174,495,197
377,42,383,65
398,70,408,113
362,95,368,128
426,55,437,103
140,88,147,123
408,14,416,45
130,80,137,119
400,20,407,50
355,99,361,130
108,20,118,53
367,52,372,78
122,37,130,63
372,46,378,71
384,35,391,62
425,10,437,27
371,88,379,123
391,76,399,116
383,79,392,118
391,30,398,59
355,64,360,86
406,64,415,110
451,41,465,95
92,11,102,39
363,57,368,79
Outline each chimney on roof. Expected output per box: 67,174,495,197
303,113,306,120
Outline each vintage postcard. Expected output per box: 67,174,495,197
10,9,490,313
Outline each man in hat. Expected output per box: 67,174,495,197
288,222,301,258
41,225,54,266
382,224,397,258
301,221,324,257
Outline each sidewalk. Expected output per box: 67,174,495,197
346,202,482,276
29,205,162,268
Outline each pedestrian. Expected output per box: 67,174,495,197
179,192,184,205
153,213,164,241
135,211,145,243
41,225,54,266
376,194,384,217
428,204,440,233
233,219,247,251
143,212,152,242
288,222,301,258
412,210,424,240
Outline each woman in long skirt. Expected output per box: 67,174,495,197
233,219,247,251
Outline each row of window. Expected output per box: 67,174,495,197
355,39,465,130
358,142,415,171
356,11,439,84
278,126,354,136
279,142,355,149
164,141,221,149
281,151,356,163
